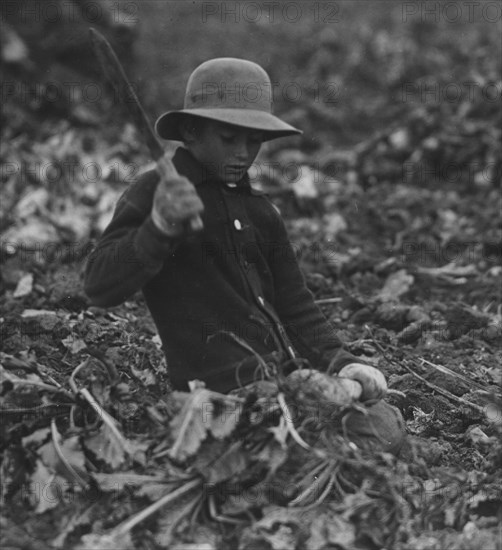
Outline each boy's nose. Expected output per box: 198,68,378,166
234,138,249,160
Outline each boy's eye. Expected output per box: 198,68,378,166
219,131,263,145
249,134,263,144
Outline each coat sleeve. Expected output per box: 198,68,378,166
265,202,361,373
84,170,177,307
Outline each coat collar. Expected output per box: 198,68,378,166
172,147,251,191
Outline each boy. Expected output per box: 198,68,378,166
85,58,405,454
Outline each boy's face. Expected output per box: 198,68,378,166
183,120,263,184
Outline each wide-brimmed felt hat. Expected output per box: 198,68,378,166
155,58,302,142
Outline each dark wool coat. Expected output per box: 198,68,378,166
84,147,359,392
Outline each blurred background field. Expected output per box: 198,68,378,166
132,1,501,146
3,0,500,183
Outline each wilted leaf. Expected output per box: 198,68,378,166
207,399,242,439
407,407,435,435
76,531,134,550
239,506,306,550
466,426,490,445
203,441,249,484
14,187,50,219
191,438,227,470
93,472,174,499
28,460,66,513
377,269,414,302
39,432,88,484
291,165,318,199
0,364,47,397
0,446,29,505
255,440,288,476
323,212,348,240
22,427,51,448
416,262,478,284
1,218,59,252
135,480,180,501
85,423,134,469
0,516,53,550
268,416,289,449
52,507,93,549
1,23,29,63
168,389,242,462
61,335,87,354
168,390,210,462
168,525,219,550
47,202,92,241
21,309,57,319
306,512,356,550
93,472,167,492
155,490,201,548
20,309,60,331
485,367,502,386
130,363,157,386
13,273,33,298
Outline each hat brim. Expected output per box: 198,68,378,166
155,109,302,142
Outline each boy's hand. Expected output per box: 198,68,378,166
151,174,204,237
338,363,387,402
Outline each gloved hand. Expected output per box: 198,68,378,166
151,172,204,238
338,363,387,402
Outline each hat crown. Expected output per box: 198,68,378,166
184,58,272,113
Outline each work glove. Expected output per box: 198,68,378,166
151,172,204,238
337,363,387,402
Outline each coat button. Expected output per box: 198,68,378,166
234,219,243,231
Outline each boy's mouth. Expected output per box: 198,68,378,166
224,166,248,177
